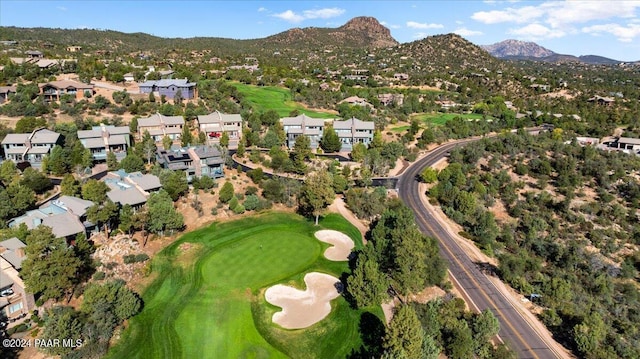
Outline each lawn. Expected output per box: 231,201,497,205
390,112,492,132
106,212,378,359
231,82,336,118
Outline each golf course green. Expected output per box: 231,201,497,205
106,212,376,359
231,82,336,118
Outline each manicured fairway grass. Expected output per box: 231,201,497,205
107,212,377,359
232,82,336,118
390,112,493,132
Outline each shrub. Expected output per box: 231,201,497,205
247,168,264,183
123,253,150,264
245,186,259,195
219,181,234,203
229,196,239,210
211,208,218,215
93,271,106,280
244,195,260,211
233,204,245,214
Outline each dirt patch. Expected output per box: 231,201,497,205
314,230,355,261
265,272,341,329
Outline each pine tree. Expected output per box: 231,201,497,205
21,227,83,301
320,125,342,153
383,305,424,359
298,171,335,225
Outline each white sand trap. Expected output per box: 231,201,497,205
265,272,341,329
314,230,355,261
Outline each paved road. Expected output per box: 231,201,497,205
397,139,562,359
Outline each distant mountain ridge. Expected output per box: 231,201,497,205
481,39,623,64
481,39,554,58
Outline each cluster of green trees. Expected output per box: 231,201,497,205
429,130,640,358
347,200,446,308
39,280,142,358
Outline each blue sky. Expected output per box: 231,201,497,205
1,1,640,61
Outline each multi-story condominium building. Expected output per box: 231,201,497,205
1,128,61,168
103,170,162,209
78,124,131,162
196,111,243,148
137,113,184,142
333,117,375,151
8,195,95,241
280,114,325,149
138,78,197,99
0,237,35,320
156,145,224,182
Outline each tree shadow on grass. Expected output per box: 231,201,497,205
346,312,386,359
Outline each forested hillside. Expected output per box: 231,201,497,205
428,130,640,358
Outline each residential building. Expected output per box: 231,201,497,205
156,145,224,182
66,46,82,52
123,73,135,82
377,93,404,106
339,96,372,107
588,95,614,106
0,238,35,320
196,111,242,148
78,124,131,162
393,73,409,81
603,137,640,151
25,50,43,59
138,78,197,99
1,128,61,168
104,170,161,208
0,86,16,104
39,80,95,101
332,117,375,151
137,113,184,142
7,195,95,241
280,114,325,149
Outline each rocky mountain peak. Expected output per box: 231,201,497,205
482,39,556,58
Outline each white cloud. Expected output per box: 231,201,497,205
583,23,640,42
257,7,267,12
508,23,566,39
57,6,67,11
473,1,640,27
272,7,345,23
456,20,464,25
406,21,444,29
471,5,545,24
273,10,305,23
454,27,484,37
303,8,345,19
381,21,401,29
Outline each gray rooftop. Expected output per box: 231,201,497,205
2,128,60,145
333,117,375,130
138,113,185,128
126,172,161,191
280,114,325,128
42,212,85,239
43,196,94,217
0,238,26,252
138,78,196,88
197,111,242,125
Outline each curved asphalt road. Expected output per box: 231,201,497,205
397,138,562,359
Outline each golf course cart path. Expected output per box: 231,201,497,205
314,230,355,261
265,272,341,329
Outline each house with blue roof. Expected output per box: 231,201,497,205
138,78,197,99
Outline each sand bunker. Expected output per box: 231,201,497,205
265,272,341,329
314,230,355,261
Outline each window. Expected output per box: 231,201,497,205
8,302,23,314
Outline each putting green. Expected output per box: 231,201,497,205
106,212,371,359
